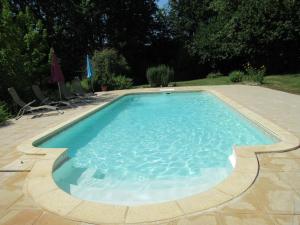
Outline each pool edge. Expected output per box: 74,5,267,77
20,87,300,224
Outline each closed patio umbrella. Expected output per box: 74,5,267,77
51,52,65,99
86,55,94,92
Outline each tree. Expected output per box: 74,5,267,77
170,0,300,74
0,0,49,105
9,0,158,83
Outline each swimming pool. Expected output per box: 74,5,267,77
37,91,277,205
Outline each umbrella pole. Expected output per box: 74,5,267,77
91,78,94,93
57,82,62,100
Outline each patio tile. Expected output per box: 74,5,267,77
260,148,300,159
33,212,80,225
255,189,299,214
126,202,183,223
0,156,40,172
9,194,39,210
0,189,23,213
177,189,231,214
187,213,221,225
276,172,300,192
37,189,81,216
259,158,300,172
68,201,127,224
216,189,263,214
218,213,274,225
1,172,28,189
0,209,43,225
271,215,300,225
252,172,293,192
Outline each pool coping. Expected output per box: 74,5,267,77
19,88,299,224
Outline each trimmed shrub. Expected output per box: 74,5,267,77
0,102,10,125
111,75,133,90
92,49,129,87
206,71,223,79
229,70,244,83
146,64,174,87
244,63,265,84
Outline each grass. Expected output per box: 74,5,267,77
135,74,300,95
175,76,231,86
263,74,300,95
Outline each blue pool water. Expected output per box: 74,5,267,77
38,92,277,205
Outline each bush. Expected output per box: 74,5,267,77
111,75,133,90
92,49,129,87
206,71,223,79
0,102,10,125
229,70,244,83
80,78,90,92
146,64,174,87
244,63,265,84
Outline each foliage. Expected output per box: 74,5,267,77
146,64,174,87
92,49,129,87
146,67,161,87
0,101,10,124
170,0,300,73
243,63,265,84
9,0,158,83
229,71,244,83
0,0,49,105
111,75,133,90
80,78,90,92
206,72,223,79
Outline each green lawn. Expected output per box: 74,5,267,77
136,74,300,95
174,76,231,86
176,74,300,94
263,74,300,95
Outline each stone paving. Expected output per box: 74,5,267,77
0,85,300,225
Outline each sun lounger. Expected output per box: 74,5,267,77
32,85,73,107
59,82,92,103
8,87,63,120
71,78,96,98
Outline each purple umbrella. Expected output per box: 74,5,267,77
51,52,65,99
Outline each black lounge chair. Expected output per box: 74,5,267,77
8,87,63,120
32,85,73,107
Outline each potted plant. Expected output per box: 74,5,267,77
92,49,130,92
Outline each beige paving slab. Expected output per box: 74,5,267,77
37,189,82,216
0,209,43,225
0,156,37,171
218,213,275,225
260,157,300,172
177,188,232,214
214,171,257,197
216,189,264,214
186,213,221,225
0,189,23,213
126,202,183,223
68,201,127,224
33,212,80,225
271,215,300,225
9,194,39,210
